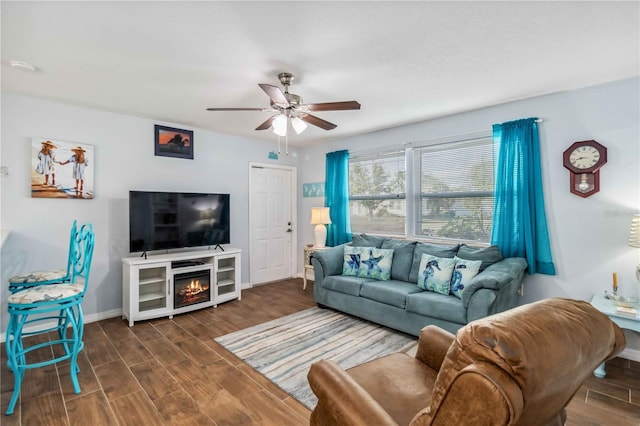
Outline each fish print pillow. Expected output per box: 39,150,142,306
450,256,482,299
343,246,370,276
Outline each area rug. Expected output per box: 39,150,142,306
214,307,418,409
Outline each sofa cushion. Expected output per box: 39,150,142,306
417,254,456,295
359,281,424,309
450,256,482,299
323,275,372,297
409,243,459,283
456,244,503,271
405,291,467,324
352,233,386,248
356,247,394,281
381,238,417,282
342,245,367,276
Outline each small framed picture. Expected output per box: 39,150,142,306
154,125,194,159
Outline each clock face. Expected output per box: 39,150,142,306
569,145,601,169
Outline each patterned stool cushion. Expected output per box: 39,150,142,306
8,283,84,304
9,269,67,284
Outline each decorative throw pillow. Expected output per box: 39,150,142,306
408,242,460,283
417,254,456,295
342,246,369,276
356,247,394,281
450,256,482,299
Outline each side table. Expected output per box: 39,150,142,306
303,246,328,290
589,294,639,378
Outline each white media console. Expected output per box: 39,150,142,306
122,248,241,326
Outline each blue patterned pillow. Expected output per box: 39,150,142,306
450,256,482,299
342,245,368,276
356,247,394,281
417,254,456,295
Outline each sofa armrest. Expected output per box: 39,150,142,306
308,359,399,426
415,325,455,371
312,244,346,277
461,257,527,309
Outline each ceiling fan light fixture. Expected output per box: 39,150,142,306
272,114,287,136
292,117,308,134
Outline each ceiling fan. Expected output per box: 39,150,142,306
206,72,361,136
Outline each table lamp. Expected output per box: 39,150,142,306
629,214,640,286
310,207,331,248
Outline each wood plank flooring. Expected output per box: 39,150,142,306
2,279,639,425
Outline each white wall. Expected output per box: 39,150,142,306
0,93,297,329
297,77,640,351
2,78,639,352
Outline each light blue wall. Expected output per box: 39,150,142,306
0,93,297,330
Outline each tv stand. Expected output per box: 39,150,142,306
122,248,241,326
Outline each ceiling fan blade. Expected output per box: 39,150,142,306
255,115,277,131
258,84,289,106
301,114,338,130
303,101,361,111
206,107,267,111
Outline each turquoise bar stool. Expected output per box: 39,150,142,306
5,223,95,415
8,220,78,293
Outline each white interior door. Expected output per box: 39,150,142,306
249,164,296,285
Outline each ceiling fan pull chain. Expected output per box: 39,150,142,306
277,135,281,154
285,132,289,155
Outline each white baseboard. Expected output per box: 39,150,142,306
0,308,122,343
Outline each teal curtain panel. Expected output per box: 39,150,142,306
491,118,556,275
325,150,352,246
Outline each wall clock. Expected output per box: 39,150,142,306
562,140,607,198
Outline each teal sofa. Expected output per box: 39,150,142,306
311,235,528,336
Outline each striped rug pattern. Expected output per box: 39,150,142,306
215,307,418,409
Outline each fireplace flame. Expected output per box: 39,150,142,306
178,279,210,297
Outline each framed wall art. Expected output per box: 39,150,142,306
31,138,94,199
154,124,194,159
303,182,325,198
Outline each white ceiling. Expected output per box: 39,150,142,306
2,1,638,147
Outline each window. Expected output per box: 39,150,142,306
414,138,494,243
349,150,405,235
348,136,494,244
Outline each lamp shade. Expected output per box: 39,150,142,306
630,214,640,248
310,207,332,225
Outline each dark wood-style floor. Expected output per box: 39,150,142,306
1,279,639,425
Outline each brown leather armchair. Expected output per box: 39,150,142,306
307,298,626,426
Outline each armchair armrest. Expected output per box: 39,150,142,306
415,325,455,371
308,359,398,426
423,362,524,425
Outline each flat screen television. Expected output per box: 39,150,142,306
129,190,230,253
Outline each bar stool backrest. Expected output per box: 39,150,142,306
69,223,95,293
